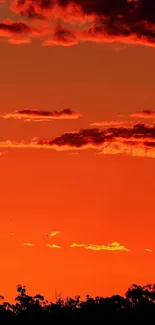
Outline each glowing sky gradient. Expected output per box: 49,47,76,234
0,0,155,302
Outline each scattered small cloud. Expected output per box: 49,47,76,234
70,242,130,252
70,243,85,248
23,242,34,246
47,244,61,249
47,231,61,237
145,248,152,252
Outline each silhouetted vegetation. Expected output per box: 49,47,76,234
0,284,155,324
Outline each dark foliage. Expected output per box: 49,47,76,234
0,284,155,324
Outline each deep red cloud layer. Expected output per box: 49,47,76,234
8,0,155,47
10,0,155,22
0,0,153,46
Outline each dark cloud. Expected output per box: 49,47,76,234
3,109,81,121
43,25,78,46
0,19,42,44
1,123,155,158
36,123,155,158
0,20,30,34
0,19,41,37
38,124,155,147
80,21,155,47
17,4,45,20
9,0,155,47
9,0,147,20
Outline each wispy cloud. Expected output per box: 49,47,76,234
23,242,34,246
47,231,61,237
3,109,81,122
130,110,155,119
90,121,129,127
47,244,61,249
70,242,130,252
8,37,31,45
145,248,152,252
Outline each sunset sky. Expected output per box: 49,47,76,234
0,0,155,302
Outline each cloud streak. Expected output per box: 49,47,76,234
145,248,152,252
1,123,155,158
8,37,31,45
90,121,129,127
70,242,130,252
130,110,155,119
3,109,81,121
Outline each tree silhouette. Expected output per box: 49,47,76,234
0,283,154,324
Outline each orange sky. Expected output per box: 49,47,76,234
0,1,155,302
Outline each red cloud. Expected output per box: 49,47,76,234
8,0,155,48
1,123,155,158
42,23,155,47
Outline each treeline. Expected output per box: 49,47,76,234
0,284,155,324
